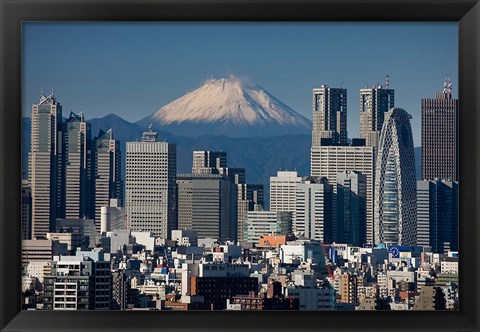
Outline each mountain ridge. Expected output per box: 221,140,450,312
136,77,312,137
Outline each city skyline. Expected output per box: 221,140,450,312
23,22,458,146
21,22,459,312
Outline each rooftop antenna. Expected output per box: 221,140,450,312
385,75,390,89
443,74,448,94
51,86,54,96
149,123,153,132
447,74,452,95
40,87,44,96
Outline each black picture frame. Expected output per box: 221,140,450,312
1,0,479,331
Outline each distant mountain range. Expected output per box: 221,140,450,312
22,113,422,207
21,77,422,207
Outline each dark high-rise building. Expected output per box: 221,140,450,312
421,77,458,181
337,171,367,246
93,129,122,232
29,91,63,238
190,276,258,310
417,180,458,253
312,86,347,146
359,79,395,148
176,174,236,242
21,180,32,240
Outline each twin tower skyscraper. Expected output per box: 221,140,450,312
311,78,430,246
28,92,122,239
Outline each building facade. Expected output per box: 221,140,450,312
270,171,302,225
125,127,177,239
93,129,122,231
374,108,417,245
359,82,395,148
417,180,458,253
336,171,367,246
176,174,236,242
29,92,63,238
295,177,333,243
312,86,347,146
421,77,458,181
243,208,292,244
310,143,374,243
63,112,91,219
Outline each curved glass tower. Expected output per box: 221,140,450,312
374,108,416,245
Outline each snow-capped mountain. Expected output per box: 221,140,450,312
137,77,311,137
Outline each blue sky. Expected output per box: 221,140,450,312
22,22,458,145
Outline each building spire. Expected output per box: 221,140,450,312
385,75,390,89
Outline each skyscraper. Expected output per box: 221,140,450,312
63,112,90,219
336,171,367,246
176,173,235,241
93,129,122,231
421,76,458,181
374,108,416,246
125,126,177,239
417,180,458,253
312,86,347,146
310,142,374,243
359,80,395,148
22,180,32,240
237,183,264,243
29,91,62,238
192,150,227,174
295,177,333,243
270,171,302,224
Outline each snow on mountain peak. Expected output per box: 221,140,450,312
138,76,311,137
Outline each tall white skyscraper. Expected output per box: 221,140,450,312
63,112,90,219
359,80,395,148
29,92,62,239
312,86,347,146
125,127,176,239
310,143,374,243
295,177,333,243
93,129,122,232
270,171,302,224
374,108,416,246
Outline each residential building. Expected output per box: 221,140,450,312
43,254,111,310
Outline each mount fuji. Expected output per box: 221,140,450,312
137,77,311,137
